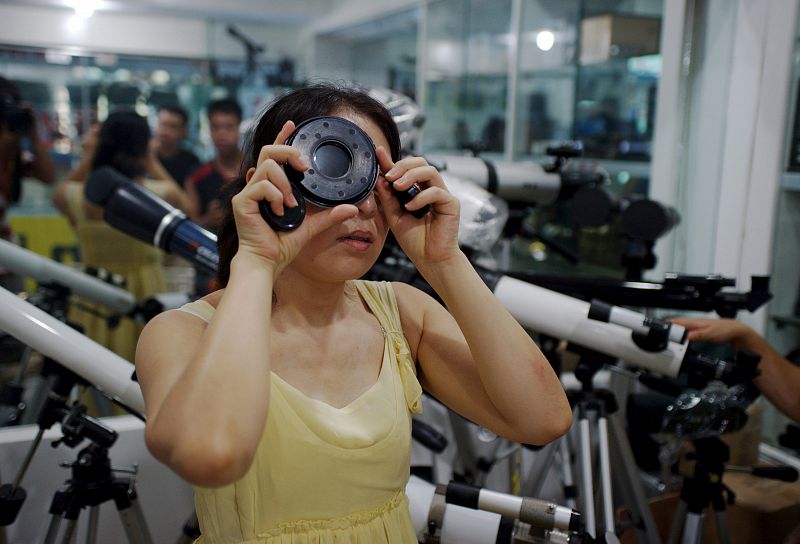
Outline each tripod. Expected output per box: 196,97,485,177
523,352,661,544
0,363,153,543
44,441,152,544
666,437,731,544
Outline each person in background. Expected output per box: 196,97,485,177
186,97,243,295
155,104,200,187
671,317,800,423
186,97,243,232
52,110,190,362
0,76,56,289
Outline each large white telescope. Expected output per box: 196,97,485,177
0,239,136,315
0,286,144,416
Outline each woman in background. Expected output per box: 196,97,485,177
52,110,189,362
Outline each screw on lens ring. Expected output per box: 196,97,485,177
284,116,378,208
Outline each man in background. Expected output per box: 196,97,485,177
155,104,200,187
186,98,242,232
185,97,242,295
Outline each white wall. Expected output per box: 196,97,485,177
649,0,798,335
0,3,305,61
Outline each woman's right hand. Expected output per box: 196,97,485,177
233,120,358,274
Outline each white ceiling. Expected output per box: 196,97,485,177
0,0,351,24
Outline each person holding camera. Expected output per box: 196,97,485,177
671,317,800,423
135,83,572,543
0,76,56,288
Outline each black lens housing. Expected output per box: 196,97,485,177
285,116,378,208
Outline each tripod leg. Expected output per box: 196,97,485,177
667,500,688,544
116,490,154,544
607,412,661,544
597,413,616,535
682,512,706,544
85,506,99,544
559,438,577,510
60,519,78,544
42,515,62,544
521,437,559,497
447,411,480,481
711,497,730,544
577,408,597,539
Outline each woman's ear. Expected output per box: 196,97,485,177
245,167,256,183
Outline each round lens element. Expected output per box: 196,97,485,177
313,141,351,178
284,116,378,208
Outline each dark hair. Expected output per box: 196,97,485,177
91,110,150,179
207,98,242,122
215,82,401,287
159,103,189,126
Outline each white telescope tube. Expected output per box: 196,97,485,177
427,154,563,205
493,276,686,377
0,286,144,415
588,299,686,345
0,239,136,314
406,476,506,543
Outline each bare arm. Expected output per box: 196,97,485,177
377,149,571,446
136,256,275,487
395,256,571,446
50,180,77,227
62,124,100,183
672,317,800,423
24,129,56,185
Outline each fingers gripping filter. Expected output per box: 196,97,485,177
259,116,378,231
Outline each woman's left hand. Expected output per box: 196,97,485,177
375,147,461,268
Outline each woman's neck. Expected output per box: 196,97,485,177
271,270,357,329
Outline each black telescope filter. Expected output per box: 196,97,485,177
259,116,379,231
288,116,379,208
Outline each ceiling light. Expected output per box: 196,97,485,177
536,30,555,52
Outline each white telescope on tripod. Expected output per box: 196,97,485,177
0,286,144,416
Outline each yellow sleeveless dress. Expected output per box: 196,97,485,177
63,180,167,362
178,280,423,544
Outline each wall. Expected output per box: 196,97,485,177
0,3,305,63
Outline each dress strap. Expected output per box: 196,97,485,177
354,280,423,414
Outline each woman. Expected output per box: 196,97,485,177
52,110,189,362
136,84,572,543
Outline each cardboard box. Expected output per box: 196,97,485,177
580,14,661,65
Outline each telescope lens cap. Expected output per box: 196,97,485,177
259,183,306,231
285,116,378,208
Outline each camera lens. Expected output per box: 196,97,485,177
313,141,351,178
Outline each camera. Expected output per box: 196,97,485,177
259,115,428,231
0,94,33,135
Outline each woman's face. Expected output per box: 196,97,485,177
286,109,391,283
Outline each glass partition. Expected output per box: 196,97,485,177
763,7,800,453
422,0,512,155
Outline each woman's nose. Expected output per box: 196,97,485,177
356,192,378,216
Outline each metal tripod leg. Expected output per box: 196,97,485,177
117,491,154,544
559,437,577,510
521,438,559,497
577,407,596,540
667,500,689,544
597,412,615,535
607,411,661,544
681,511,706,544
